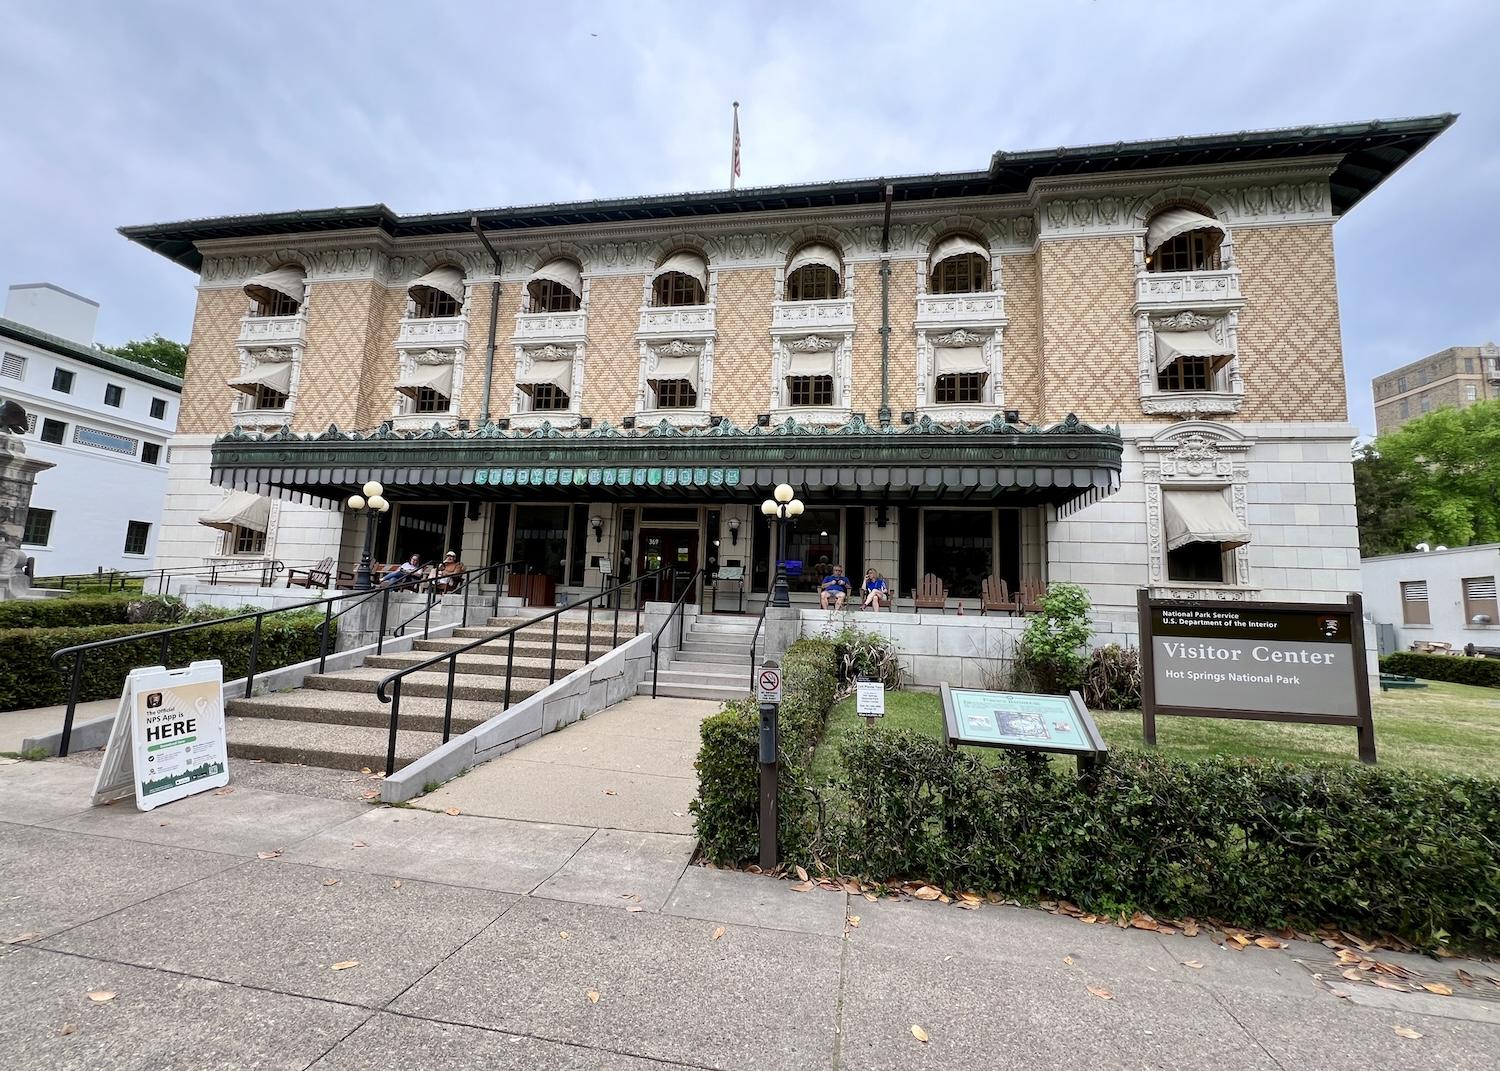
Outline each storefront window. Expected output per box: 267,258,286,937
513,505,570,582
922,510,992,599
782,508,841,594
391,503,451,566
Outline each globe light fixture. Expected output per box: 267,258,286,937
761,486,805,607
347,484,395,589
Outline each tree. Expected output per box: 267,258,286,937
99,334,188,378
1354,400,1500,555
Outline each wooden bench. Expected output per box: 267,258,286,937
286,557,334,589
1379,673,1427,691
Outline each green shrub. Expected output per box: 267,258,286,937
692,638,838,864
1081,643,1142,710
824,728,1500,949
1017,583,1092,693
0,613,332,711
0,594,140,629
1381,652,1500,688
829,625,904,688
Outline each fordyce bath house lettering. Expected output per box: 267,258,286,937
126,116,1452,624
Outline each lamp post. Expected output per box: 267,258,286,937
760,483,804,608
346,481,391,590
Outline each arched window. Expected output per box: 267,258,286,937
651,251,708,307
928,235,990,294
527,259,582,313
785,243,842,301
407,265,466,318
243,265,305,317
1145,206,1225,273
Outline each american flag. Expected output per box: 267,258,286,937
731,102,741,189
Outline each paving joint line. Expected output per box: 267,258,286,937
526,826,601,895
830,891,851,1071
1202,979,1291,1070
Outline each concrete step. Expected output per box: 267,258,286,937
679,636,751,655
302,666,547,703
635,681,749,703
226,715,443,774
362,650,585,679
227,688,495,735
669,646,752,666
650,667,749,689
484,616,643,635
453,626,638,646
412,638,586,661
690,617,761,635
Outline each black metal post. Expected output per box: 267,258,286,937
60,653,82,757
319,598,332,673
355,510,377,591
422,586,434,640
549,615,560,683
770,511,791,607
442,659,456,744
159,633,169,667
758,686,780,869
503,633,515,708
377,587,390,655
613,596,621,648
386,677,402,775
245,614,262,698
584,600,593,662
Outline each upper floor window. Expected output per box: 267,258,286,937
652,378,698,409
408,266,465,319
527,260,583,312
244,265,305,317
104,384,124,407
785,244,842,301
52,367,74,393
150,397,168,420
651,251,709,307
1152,316,1233,394
1145,207,1225,273
528,384,571,411
928,235,990,294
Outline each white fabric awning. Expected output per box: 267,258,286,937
395,361,454,400
785,352,835,378
653,251,709,290
516,358,572,393
787,243,841,277
409,266,465,303
1155,329,1234,373
198,491,271,534
227,361,293,396
243,268,305,306
529,259,582,296
1162,489,1252,552
647,354,700,389
934,346,988,376
1146,208,1225,253
929,235,988,270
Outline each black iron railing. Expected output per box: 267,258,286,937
374,566,675,775
747,596,773,690
34,559,287,595
651,567,703,698
390,560,530,640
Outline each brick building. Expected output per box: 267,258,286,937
122,115,1451,623
1371,343,1500,434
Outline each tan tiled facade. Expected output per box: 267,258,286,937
1035,237,1138,424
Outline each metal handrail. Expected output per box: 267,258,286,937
34,558,288,595
747,595,773,690
650,567,704,698
374,566,675,775
389,558,523,639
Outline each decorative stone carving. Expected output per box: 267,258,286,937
651,339,705,359
1139,422,1255,594
931,328,992,348
786,335,838,353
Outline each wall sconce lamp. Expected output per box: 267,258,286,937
589,515,605,543
727,517,741,545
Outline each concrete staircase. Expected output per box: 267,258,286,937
637,613,759,703
224,615,641,773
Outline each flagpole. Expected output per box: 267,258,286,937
730,101,740,191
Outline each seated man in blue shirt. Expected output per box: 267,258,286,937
819,565,852,610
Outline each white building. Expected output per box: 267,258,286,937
1,283,182,577
1361,544,1500,652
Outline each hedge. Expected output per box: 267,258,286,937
0,594,141,630
824,729,1500,949
0,614,331,711
1380,652,1500,688
692,638,838,863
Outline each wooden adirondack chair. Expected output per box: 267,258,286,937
286,556,334,589
1015,578,1047,614
913,574,948,614
980,576,1013,616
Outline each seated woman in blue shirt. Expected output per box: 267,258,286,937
860,568,890,611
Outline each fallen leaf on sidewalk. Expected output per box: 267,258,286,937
351,841,368,848
863,892,879,902
1372,978,1410,992
1063,956,1075,966
912,885,942,901
391,880,402,890
587,990,600,1003
256,850,281,860
1341,968,1363,981
360,767,372,774
1086,985,1113,1000
213,788,233,796
322,878,340,888
1255,937,1285,950
14,932,41,943
910,1025,929,1044
361,790,379,800
672,811,684,817
790,881,814,893
1392,1026,1422,1040
846,915,860,928
1456,969,1476,987
1182,961,1204,970
443,807,461,816
626,905,644,913
58,1022,76,1036
794,865,809,882
87,991,116,1003
712,927,725,940
603,789,616,796
1182,921,1199,937
1421,982,1454,996
1129,913,1159,931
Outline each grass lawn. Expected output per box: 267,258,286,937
810,680,1500,781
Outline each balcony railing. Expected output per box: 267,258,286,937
914,291,1005,329
513,310,587,343
771,298,854,334
396,316,468,348
236,314,306,347
1135,269,1242,309
638,305,715,338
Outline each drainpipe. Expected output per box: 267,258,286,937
470,216,502,424
878,182,894,427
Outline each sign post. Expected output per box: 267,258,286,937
755,660,782,869
1137,591,1376,763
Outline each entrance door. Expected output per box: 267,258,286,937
638,528,698,601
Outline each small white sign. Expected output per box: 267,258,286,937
91,661,229,811
757,665,782,704
856,679,886,717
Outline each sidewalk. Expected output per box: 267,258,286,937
2,757,1497,1070
0,699,115,754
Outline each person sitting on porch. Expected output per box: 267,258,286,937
380,553,423,589
432,551,465,594
860,568,889,611
820,565,851,610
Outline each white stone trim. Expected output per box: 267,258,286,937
510,340,585,419
1136,309,1243,416
1139,421,1255,597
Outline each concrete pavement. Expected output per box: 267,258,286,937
0,699,115,753
2,758,1498,1070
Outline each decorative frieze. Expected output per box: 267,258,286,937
513,311,587,344
637,306,715,339
770,298,854,334
396,316,468,349
1135,268,1242,310
236,314,306,348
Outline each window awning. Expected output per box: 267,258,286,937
648,354,700,389
1155,329,1234,373
227,361,293,396
198,490,270,534
243,268,305,306
516,357,572,394
785,352,835,378
395,361,454,400
934,346,988,377
1162,489,1251,551
929,235,988,270
529,259,582,296
653,251,709,290
787,244,841,276
409,266,465,303
1146,208,1225,253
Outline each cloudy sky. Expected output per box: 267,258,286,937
1,1,1495,434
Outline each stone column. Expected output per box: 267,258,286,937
0,431,54,601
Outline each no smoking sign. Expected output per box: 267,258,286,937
757,665,782,704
